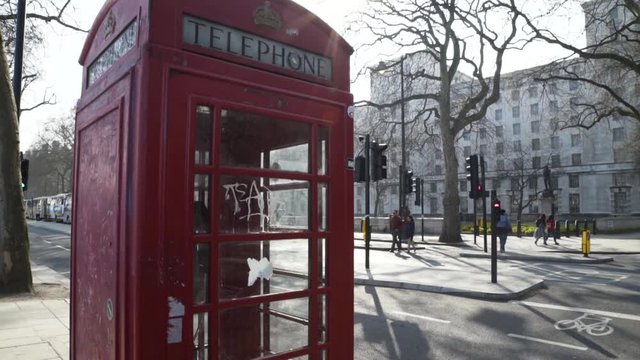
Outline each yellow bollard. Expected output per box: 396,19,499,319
581,230,591,257
362,216,369,242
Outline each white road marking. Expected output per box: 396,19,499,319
391,311,451,324
508,333,588,351
511,301,640,321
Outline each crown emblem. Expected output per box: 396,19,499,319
104,11,116,39
254,1,282,30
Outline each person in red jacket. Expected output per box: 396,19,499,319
546,215,559,245
389,210,402,252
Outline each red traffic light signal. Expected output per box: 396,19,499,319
492,199,501,209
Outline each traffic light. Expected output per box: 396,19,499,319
491,197,502,224
404,169,414,194
20,159,29,191
466,154,479,199
371,142,388,181
414,177,422,206
354,155,366,182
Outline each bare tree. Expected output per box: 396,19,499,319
0,1,83,293
352,0,523,242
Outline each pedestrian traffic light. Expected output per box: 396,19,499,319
466,154,479,199
354,155,366,182
492,198,502,223
404,169,414,194
371,142,388,181
20,159,29,191
414,177,422,206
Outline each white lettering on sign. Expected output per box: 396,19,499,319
183,15,332,81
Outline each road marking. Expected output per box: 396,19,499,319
55,245,70,252
391,311,450,324
508,333,588,351
511,301,640,321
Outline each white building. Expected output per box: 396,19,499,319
355,0,640,219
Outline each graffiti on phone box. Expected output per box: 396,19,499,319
223,180,271,232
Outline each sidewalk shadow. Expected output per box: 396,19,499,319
406,252,443,268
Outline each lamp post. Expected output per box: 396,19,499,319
12,0,27,119
399,54,406,213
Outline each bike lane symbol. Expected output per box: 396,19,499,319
554,313,614,336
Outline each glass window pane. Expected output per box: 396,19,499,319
219,298,309,359
193,243,210,305
221,109,310,172
318,127,329,175
194,175,210,234
195,106,212,165
220,176,309,233
320,294,327,343
319,238,326,287
318,183,328,231
193,312,209,359
219,239,309,300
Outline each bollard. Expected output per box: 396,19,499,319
592,220,597,235
574,219,581,237
517,219,522,237
564,220,570,237
581,230,591,257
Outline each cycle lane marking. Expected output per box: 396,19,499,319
507,333,588,351
510,301,640,321
391,311,451,324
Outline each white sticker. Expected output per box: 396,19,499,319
247,257,273,286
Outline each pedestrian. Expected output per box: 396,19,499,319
496,209,511,253
404,214,417,252
389,210,402,252
534,214,546,245
546,215,559,245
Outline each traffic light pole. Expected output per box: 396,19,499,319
364,135,371,270
399,54,406,213
482,156,487,253
490,191,499,284
421,179,424,242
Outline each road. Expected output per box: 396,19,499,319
355,256,640,359
26,223,639,359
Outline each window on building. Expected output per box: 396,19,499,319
570,96,579,107
614,191,630,214
464,146,471,157
460,180,467,192
511,177,519,190
430,197,438,214
356,186,363,196
569,80,579,91
569,174,580,188
551,154,561,167
529,175,538,190
528,195,539,214
528,86,538,98
512,106,520,118
531,121,540,134
613,127,625,142
495,109,503,121
530,103,539,116
511,89,520,100
532,156,541,168
430,182,437,193
496,142,504,155
551,176,559,189
463,132,470,141
435,165,442,175
513,140,521,152
532,138,540,151
497,159,504,170
613,173,630,186
571,134,581,147
550,100,558,113
492,179,501,190
549,83,558,94
571,153,582,166
569,193,580,213
496,126,503,137
513,123,521,136
480,128,487,139
391,186,398,195
480,144,487,155
551,136,560,149
460,197,469,214
614,148,631,162
435,150,442,160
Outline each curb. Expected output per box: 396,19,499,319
354,278,545,301
458,252,615,264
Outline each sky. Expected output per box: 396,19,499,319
18,0,583,151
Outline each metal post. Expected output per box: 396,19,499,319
400,54,406,212
365,135,371,269
481,156,487,253
12,0,27,119
490,190,498,284
421,178,425,242
473,199,477,246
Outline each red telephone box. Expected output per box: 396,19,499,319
71,0,354,359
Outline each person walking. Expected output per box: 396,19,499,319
546,215,559,245
496,209,511,253
404,214,417,252
389,210,402,252
534,214,546,245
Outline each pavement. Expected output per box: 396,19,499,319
0,231,638,359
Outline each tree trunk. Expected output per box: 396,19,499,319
439,123,462,243
0,32,32,294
